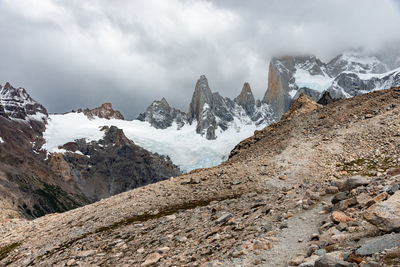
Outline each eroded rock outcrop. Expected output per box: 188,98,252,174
281,93,322,121
78,103,124,120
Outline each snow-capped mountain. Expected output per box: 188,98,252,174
138,75,277,140
0,82,47,121
263,51,400,118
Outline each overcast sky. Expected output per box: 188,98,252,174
1,0,400,118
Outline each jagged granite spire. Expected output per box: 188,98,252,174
234,82,255,115
188,75,214,123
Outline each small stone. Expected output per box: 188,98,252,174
331,211,353,223
137,248,145,253
314,249,326,256
66,259,76,266
326,186,339,194
157,246,170,253
387,167,400,176
332,192,348,204
141,253,162,266
279,175,288,180
77,250,96,258
363,261,381,267
216,213,233,224
356,193,373,207
252,240,273,250
307,244,318,257
373,192,388,203
336,223,347,232
289,255,305,266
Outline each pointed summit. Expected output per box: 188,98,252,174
0,82,48,120
235,82,255,115
4,82,12,90
188,75,213,123
160,97,170,109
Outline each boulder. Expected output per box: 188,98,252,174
342,176,370,191
314,254,356,267
355,233,400,256
364,191,400,232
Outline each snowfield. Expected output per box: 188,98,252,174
293,69,333,93
43,113,267,172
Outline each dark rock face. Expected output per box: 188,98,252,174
137,98,188,129
234,82,255,115
317,91,337,106
78,103,124,120
57,126,181,201
0,82,48,121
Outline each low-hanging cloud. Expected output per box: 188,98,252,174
0,0,399,118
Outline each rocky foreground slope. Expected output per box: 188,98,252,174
2,88,400,266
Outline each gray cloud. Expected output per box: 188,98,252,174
0,0,399,118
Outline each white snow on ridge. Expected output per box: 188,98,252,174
43,113,267,172
0,137,4,143
293,69,333,93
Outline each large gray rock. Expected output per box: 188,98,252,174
364,191,400,232
355,233,400,255
314,255,356,267
343,176,370,191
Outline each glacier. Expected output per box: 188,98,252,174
43,113,268,172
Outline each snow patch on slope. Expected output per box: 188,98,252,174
293,69,333,93
0,137,4,143
43,113,267,172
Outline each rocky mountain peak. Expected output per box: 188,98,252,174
235,82,255,115
188,75,214,123
0,82,48,121
137,98,188,130
160,97,170,108
77,102,124,120
328,51,389,76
